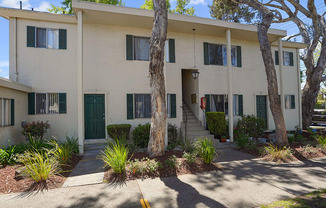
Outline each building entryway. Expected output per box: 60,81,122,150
84,94,105,139
256,95,268,128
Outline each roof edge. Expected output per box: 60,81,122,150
0,78,32,92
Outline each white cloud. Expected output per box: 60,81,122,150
34,1,51,12
0,0,31,9
189,0,206,5
0,61,9,68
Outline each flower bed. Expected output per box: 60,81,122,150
103,150,224,182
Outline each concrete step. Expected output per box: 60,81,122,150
183,121,202,127
181,126,206,131
84,144,107,151
186,130,211,136
183,115,196,120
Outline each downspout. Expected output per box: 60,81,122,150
226,29,233,142
296,48,302,129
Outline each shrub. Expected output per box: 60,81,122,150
128,159,145,175
50,141,73,164
22,121,50,140
263,144,293,162
64,135,79,154
28,136,52,152
195,138,216,164
132,123,151,148
235,132,250,148
128,157,161,174
182,139,196,153
235,115,265,138
18,150,62,183
182,151,197,164
314,134,326,148
145,158,161,173
165,155,180,168
288,135,295,143
107,124,131,141
295,134,307,143
0,145,17,167
99,141,129,174
206,112,227,139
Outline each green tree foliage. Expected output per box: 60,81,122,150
141,0,195,16
209,0,256,23
48,0,124,14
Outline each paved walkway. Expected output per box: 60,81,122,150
1,148,326,208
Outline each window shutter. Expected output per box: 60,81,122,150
290,52,294,66
27,26,35,47
205,94,210,112
126,35,133,60
59,29,67,49
275,51,279,65
237,46,242,67
127,94,134,119
59,93,67,114
28,93,35,115
238,95,243,116
203,42,209,65
11,99,14,126
168,39,175,63
170,94,176,118
291,95,295,109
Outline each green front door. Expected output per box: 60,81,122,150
85,94,105,139
256,95,268,128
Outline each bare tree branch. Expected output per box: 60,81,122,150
286,33,300,41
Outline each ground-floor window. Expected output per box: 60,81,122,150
0,98,14,127
135,94,151,118
206,94,243,116
36,93,59,114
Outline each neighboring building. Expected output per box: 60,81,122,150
0,0,306,152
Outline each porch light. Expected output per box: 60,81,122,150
192,71,199,79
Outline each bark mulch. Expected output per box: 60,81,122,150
104,150,224,183
0,154,82,195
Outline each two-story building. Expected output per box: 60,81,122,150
0,0,306,153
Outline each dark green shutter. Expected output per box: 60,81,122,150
126,35,133,60
170,94,176,118
59,93,67,114
168,39,175,63
127,94,133,119
11,99,14,126
203,42,209,65
291,95,295,109
27,26,35,47
205,94,210,112
237,46,242,67
59,29,67,49
275,51,279,65
289,52,294,66
28,93,35,115
238,95,243,116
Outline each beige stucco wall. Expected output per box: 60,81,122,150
10,17,301,143
12,19,78,141
0,86,28,147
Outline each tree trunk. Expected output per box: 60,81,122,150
237,0,288,146
148,0,168,157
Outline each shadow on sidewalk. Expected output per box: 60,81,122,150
160,176,227,208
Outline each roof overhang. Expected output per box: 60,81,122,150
271,40,308,49
0,78,32,92
0,7,76,24
72,0,287,42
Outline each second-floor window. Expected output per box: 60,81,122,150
204,42,242,67
27,26,67,50
134,37,150,61
275,51,294,66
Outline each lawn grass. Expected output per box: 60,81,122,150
260,189,326,208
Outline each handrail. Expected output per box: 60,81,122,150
180,105,187,146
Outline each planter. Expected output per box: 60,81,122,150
220,137,227,142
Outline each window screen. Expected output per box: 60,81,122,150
134,37,150,61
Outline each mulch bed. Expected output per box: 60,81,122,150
104,150,224,183
0,154,82,195
236,141,326,163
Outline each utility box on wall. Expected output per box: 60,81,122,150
191,94,198,104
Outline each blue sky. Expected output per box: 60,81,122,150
0,0,324,79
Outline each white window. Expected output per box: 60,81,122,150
285,95,295,109
36,93,59,114
209,43,238,67
36,28,47,48
35,27,60,49
0,98,13,127
134,37,150,61
283,51,291,66
47,29,59,49
135,94,151,118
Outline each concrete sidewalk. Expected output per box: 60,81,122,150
1,148,326,208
